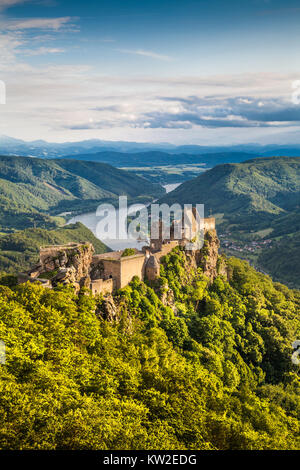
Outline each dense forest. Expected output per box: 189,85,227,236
0,247,299,450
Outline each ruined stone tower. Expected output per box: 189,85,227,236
145,255,160,281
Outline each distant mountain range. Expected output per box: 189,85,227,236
2,135,300,159
59,150,258,168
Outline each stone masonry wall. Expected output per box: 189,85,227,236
90,278,115,296
120,254,146,288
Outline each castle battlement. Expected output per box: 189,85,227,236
18,213,218,295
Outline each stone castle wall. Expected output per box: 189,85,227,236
90,278,115,296
18,217,218,297
96,259,122,288
90,252,146,289
120,253,146,288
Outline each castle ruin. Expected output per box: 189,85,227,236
18,216,217,295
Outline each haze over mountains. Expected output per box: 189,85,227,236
60,150,258,168
3,134,300,185
2,135,300,159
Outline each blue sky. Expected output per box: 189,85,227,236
1,0,300,144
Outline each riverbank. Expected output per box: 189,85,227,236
66,183,181,250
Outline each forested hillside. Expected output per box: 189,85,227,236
60,151,263,184
160,157,300,287
0,247,299,450
258,232,300,286
61,151,256,167
0,155,164,231
0,222,109,275
160,157,300,222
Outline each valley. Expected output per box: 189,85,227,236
0,151,299,288
66,183,181,251
0,155,164,232
0,147,299,451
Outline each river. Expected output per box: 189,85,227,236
67,183,181,250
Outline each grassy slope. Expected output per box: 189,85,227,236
160,157,300,219
0,155,164,231
0,222,109,274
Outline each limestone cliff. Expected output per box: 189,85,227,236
161,287,177,313
39,242,94,289
196,229,221,281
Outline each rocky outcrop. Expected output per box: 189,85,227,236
51,267,77,287
96,295,118,321
196,229,220,281
161,286,177,314
39,242,94,289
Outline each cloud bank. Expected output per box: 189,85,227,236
0,1,300,144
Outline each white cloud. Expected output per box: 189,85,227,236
116,48,173,62
0,0,296,144
5,16,74,31
0,0,28,11
0,13,75,70
21,46,65,56
0,31,24,66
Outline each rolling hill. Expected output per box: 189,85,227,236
160,157,300,223
0,155,164,231
59,151,265,184
60,151,300,185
